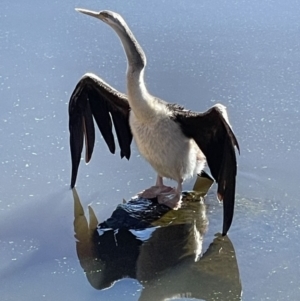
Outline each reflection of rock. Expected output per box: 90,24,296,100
139,234,241,301
73,174,242,300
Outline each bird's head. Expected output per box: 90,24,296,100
75,9,127,35
75,8,146,70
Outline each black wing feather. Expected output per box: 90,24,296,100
174,104,239,235
82,98,96,161
69,73,132,188
111,110,132,159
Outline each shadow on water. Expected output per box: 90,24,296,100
72,176,242,301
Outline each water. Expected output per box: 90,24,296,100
1,0,299,300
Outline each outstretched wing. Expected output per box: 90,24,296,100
69,73,132,188
173,104,240,235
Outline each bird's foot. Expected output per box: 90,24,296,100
157,189,182,210
138,185,173,199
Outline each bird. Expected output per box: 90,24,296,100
68,9,240,235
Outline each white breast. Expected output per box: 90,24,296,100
129,105,205,182
126,69,205,181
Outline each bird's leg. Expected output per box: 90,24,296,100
157,180,183,209
138,175,173,199
156,175,163,186
155,175,174,192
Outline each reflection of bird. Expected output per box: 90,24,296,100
69,9,240,235
73,186,242,301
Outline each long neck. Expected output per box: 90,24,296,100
111,21,155,120
126,68,154,120
111,20,146,72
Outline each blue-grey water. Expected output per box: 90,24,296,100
1,0,300,300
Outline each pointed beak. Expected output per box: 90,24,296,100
75,8,103,20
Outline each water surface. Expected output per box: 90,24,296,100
1,0,300,300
